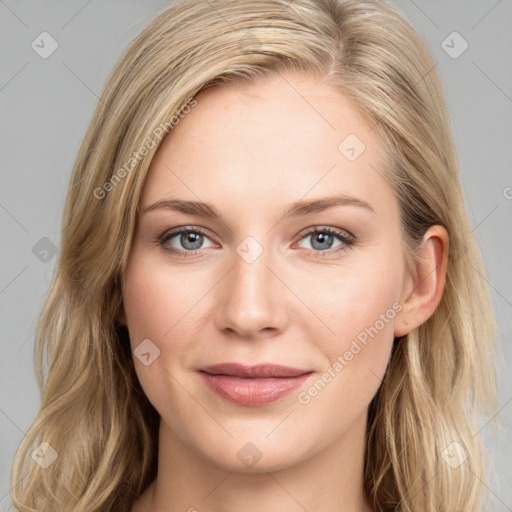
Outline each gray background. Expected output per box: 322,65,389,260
1,0,511,510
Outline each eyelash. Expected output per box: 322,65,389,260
157,225,355,259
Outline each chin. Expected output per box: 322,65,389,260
192,433,315,474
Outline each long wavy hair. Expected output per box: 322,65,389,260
10,0,498,510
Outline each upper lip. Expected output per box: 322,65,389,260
199,363,312,378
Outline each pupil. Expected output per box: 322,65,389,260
312,232,333,250
183,232,202,250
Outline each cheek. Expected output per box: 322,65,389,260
122,252,210,344
300,251,402,406
310,251,403,345
121,251,218,405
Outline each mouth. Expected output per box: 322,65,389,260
198,363,314,407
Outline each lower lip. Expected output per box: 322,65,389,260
199,372,313,407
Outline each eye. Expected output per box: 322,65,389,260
158,226,216,257
295,226,355,257
157,225,355,259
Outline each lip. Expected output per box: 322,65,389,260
198,363,313,407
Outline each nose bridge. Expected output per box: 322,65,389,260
234,234,272,294
215,234,286,337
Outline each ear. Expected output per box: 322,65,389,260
394,225,449,337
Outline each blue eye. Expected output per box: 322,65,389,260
159,226,215,257
157,225,355,258
296,227,354,254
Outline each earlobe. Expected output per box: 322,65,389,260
394,225,449,337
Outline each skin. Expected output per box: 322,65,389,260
121,70,448,512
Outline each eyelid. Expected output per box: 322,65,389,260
159,225,219,247
295,224,356,242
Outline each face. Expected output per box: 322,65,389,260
121,71,410,473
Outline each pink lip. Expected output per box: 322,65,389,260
198,363,313,407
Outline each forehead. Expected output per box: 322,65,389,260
140,72,395,219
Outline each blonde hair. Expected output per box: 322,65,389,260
10,0,498,511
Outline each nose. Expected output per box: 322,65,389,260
214,238,289,339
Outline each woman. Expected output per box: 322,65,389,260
10,0,498,511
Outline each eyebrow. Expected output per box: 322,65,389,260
141,194,375,219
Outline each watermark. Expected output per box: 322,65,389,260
31,31,59,59
338,133,366,162
236,236,264,264
32,237,58,263
133,338,161,366
237,441,263,468
503,186,512,200
31,441,58,468
297,301,402,405
93,97,198,200
441,441,468,469
441,31,469,59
